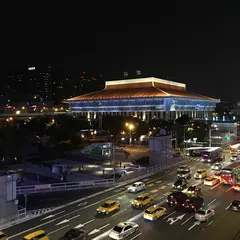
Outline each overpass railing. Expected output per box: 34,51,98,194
16,179,115,195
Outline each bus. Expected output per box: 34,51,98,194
184,147,211,157
220,161,240,185
201,147,222,163
229,143,240,162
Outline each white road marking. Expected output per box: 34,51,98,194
75,219,95,228
225,204,231,210
188,221,200,230
207,220,213,226
41,210,65,220
56,214,81,225
155,196,164,201
226,187,232,192
7,219,56,239
152,194,158,198
207,199,216,206
181,215,194,225
130,233,142,240
112,208,128,217
163,211,176,220
82,201,101,209
48,224,69,235
99,223,110,230
210,182,221,189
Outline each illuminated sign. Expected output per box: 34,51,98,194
28,67,35,71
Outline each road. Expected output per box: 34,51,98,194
4,157,239,240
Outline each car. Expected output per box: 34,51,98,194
166,192,189,207
172,179,188,191
194,169,207,179
181,196,204,212
204,177,220,186
109,221,139,240
127,182,145,192
214,171,221,180
229,200,240,211
211,163,222,171
23,230,49,240
177,165,190,172
143,205,167,220
232,183,240,191
0,232,6,240
194,208,215,222
97,200,120,215
131,193,152,208
59,228,88,240
182,186,202,196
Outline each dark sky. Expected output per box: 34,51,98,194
5,3,240,102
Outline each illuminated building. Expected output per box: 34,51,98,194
65,77,220,121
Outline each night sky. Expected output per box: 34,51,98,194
6,3,240,102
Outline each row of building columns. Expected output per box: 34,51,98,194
73,110,211,121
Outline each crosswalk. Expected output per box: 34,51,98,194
28,208,53,217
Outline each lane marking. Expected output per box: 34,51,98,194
163,191,171,196
207,199,216,206
7,219,56,239
163,211,176,220
92,230,111,240
152,194,158,198
146,183,155,187
41,210,65,221
112,209,128,217
226,187,232,192
181,215,194,225
159,185,167,190
207,220,213,226
156,180,162,183
130,233,142,240
48,224,69,235
225,204,231,210
99,223,110,230
150,189,159,193
210,182,221,190
155,196,164,201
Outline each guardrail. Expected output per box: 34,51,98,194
16,179,115,195
16,157,190,195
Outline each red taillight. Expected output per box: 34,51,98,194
182,204,185,206
175,201,177,204
191,206,195,209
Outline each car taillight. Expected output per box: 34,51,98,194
166,199,169,202
175,201,177,204
191,206,195,209
182,204,185,206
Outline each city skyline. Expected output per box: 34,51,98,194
5,3,240,103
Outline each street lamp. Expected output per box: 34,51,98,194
126,123,134,146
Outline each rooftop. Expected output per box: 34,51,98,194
66,77,219,102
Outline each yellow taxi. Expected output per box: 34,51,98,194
23,230,48,240
204,177,220,186
97,200,120,215
131,193,152,208
143,205,167,220
0,232,7,240
194,169,207,179
233,183,240,191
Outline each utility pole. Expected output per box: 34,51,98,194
209,125,212,147
112,137,116,183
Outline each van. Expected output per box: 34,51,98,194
23,230,48,240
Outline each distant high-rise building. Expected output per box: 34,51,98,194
26,65,52,105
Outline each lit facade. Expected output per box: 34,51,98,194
65,77,220,121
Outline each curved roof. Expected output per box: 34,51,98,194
66,77,219,102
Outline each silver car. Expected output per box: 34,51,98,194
195,208,215,222
109,221,139,239
211,163,222,171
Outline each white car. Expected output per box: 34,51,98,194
195,208,215,222
204,177,220,186
109,221,139,239
211,163,222,171
127,182,145,193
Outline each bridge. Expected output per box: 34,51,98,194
0,111,70,119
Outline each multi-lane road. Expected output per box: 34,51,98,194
4,157,239,240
